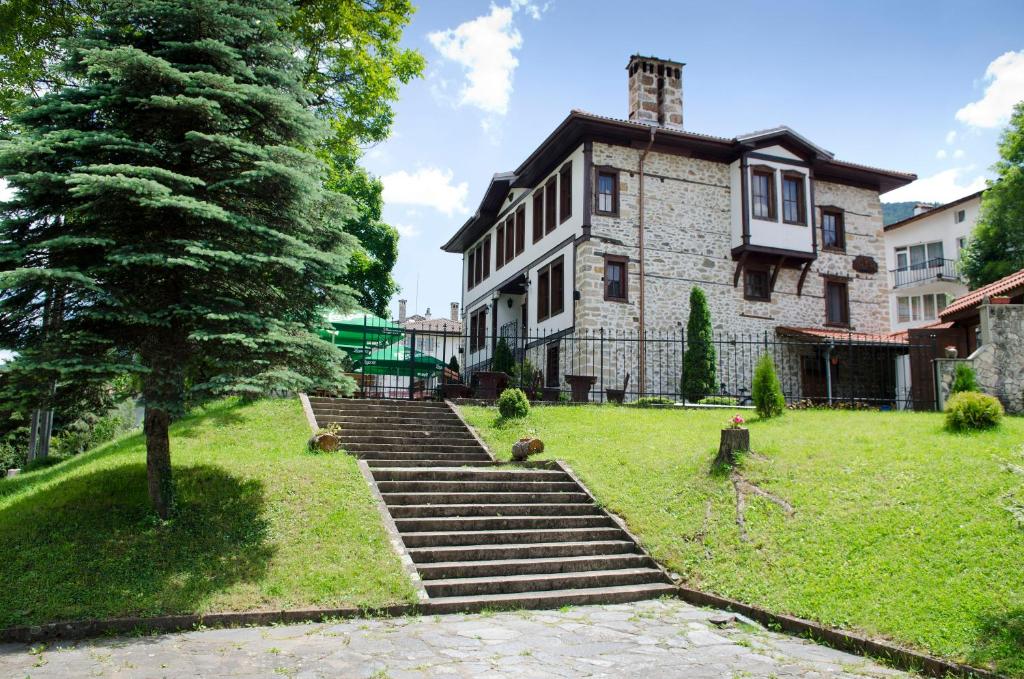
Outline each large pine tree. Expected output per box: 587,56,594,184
0,0,356,517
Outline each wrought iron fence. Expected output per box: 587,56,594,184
890,258,961,289
340,324,941,410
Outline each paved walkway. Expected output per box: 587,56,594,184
0,599,910,678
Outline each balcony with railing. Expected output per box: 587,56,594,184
890,258,961,289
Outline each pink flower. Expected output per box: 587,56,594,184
730,415,745,428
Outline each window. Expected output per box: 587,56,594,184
545,178,557,234
782,172,806,225
495,223,505,269
895,241,944,271
822,209,845,250
596,169,618,215
957,236,967,253
825,279,850,326
559,162,572,223
504,216,514,265
751,167,776,220
545,343,560,387
896,293,948,323
532,192,544,243
743,268,771,301
469,308,487,352
468,249,476,289
515,205,525,255
467,237,489,288
604,255,628,302
536,256,565,321
482,235,490,279
955,209,966,224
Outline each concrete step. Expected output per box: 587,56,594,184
393,514,612,533
358,451,492,462
312,404,453,416
344,443,485,455
381,491,591,505
312,409,464,421
341,435,479,448
422,567,667,598
406,540,639,564
375,480,579,494
370,468,568,482
366,460,495,469
386,503,599,518
400,527,627,548
308,398,450,408
424,582,678,614
417,553,656,580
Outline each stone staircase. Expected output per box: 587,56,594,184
306,396,675,613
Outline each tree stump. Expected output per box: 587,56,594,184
512,437,544,461
310,432,341,452
714,428,749,468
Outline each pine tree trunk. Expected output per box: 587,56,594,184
144,406,174,518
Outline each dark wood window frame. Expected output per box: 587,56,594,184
503,216,514,266
532,191,544,243
467,249,476,289
559,162,572,223
824,277,851,328
482,235,491,279
469,308,487,352
821,208,845,251
595,167,619,216
536,255,565,322
495,222,505,269
781,171,807,226
544,177,557,234
743,267,771,302
750,165,777,221
515,205,526,255
603,254,628,302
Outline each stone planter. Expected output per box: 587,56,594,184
944,346,958,359
437,383,472,399
5,468,20,478
540,387,561,402
565,375,597,403
474,371,509,400
714,427,749,468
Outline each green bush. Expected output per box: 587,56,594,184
630,396,675,407
752,353,786,419
945,391,1003,431
0,442,26,472
497,388,530,419
447,354,460,375
492,337,516,376
949,363,979,394
698,396,738,406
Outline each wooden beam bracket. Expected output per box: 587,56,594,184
796,261,812,296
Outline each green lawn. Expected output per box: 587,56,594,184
0,398,417,628
461,404,1024,676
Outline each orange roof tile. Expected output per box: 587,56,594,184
939,268,1024,319
775,326,908,344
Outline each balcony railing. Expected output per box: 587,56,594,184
890,258,961,289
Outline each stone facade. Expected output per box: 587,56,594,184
573,141,891,396
937,304,1024,413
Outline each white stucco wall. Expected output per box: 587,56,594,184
728,154,815,254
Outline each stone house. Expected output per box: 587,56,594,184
442,55,916,401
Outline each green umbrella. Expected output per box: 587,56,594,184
319,311,404,359
361,344,445,377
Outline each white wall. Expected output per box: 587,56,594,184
729,154,814,253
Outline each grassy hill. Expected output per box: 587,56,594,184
0,398,416,628
462,405,1024,676
883,201,940,225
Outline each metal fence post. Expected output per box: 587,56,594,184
408,329,417,401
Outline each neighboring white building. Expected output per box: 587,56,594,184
882,191,980,331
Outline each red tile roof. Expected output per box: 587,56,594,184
939,268,1024,319
775,326,908,344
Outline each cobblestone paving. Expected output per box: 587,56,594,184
0,599,911,678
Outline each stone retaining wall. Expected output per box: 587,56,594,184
936,304,1024,413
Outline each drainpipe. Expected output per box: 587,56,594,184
824,339,834,405
637,126,656,396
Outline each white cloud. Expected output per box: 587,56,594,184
935,149,947,159
953,149,965,159
394,222,421,238
510,0,550,20
945,130,957,145
381,167,469,216
427,5,523,115
884,166,986,203
955,50,1024,128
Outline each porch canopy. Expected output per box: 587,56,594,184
361,344,446,378
320,310,404,361
775,326,909,348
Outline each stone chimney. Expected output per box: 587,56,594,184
450,302,459,321
627,55,685,130
398,299,407,323
913,203,934,216
424,307,431,320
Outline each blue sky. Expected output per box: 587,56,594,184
366,0,1024,321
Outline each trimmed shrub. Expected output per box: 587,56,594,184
752,353,786,419
447,354,460,374
949,363,979,395
492,337,515,376
698,396,738,406
630,396,675,407
497,388,530,419
945,391,1003,431
681,286,716,402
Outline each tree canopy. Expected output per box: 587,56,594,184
961,101,1024,288
0,0,358,516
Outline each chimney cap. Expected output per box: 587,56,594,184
626,54,686,69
